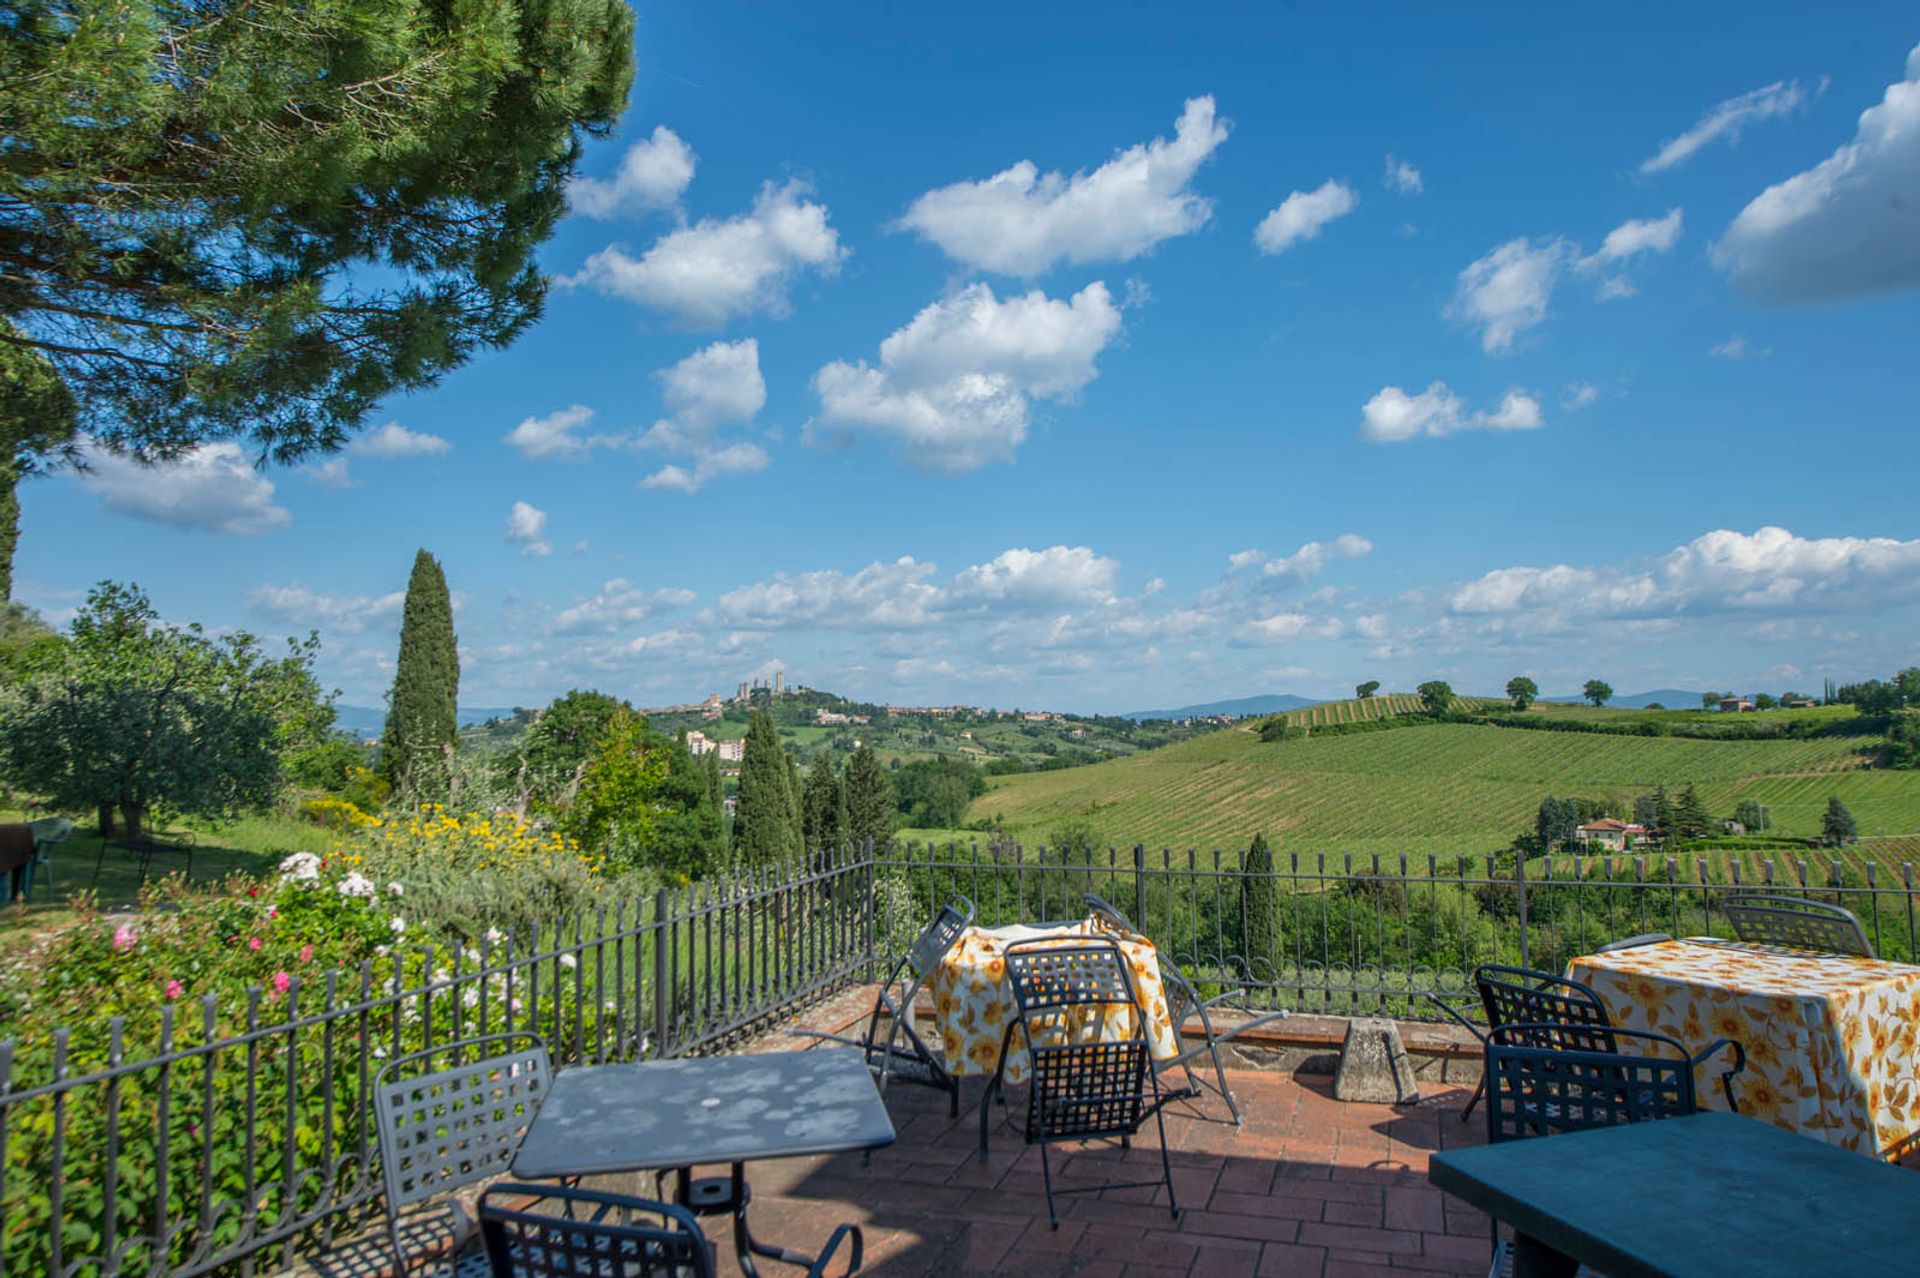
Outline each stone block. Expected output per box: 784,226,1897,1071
1333,1016,1420,1104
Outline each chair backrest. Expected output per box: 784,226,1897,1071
904,895,976,980
1474,965,1615,1053
1005,938,1140,1017
373,1033,551,1217
1083,893,1137,936
1720,895,1874,958
1595,932,1673,953
479,1182,714,1278
1484,1023,1701,1144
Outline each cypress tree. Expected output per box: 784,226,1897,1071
842,745,895,852
1242,834,1282,977
378,549,459,804
1823,796,1858,846
802,758,845,854
1671,784,1713,839
733,710,799,865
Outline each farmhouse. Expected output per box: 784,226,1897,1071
1575,818,1651,851
1718,696,1756,713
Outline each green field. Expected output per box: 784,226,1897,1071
964,712,1918,855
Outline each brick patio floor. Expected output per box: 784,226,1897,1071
657,1069,1492,1278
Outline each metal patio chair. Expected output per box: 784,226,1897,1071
1425,965,1617,1122
478,1181,864,1278
1594,932,1673,953
374,1033,554,1277
1721,894,1875,958
1477,1023,1746,1277
979,937,1181,1229
1083,894,1289,1125
789,894,974,1115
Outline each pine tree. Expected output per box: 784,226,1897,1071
378,550,459,804
1242,834,1282,977
842,745,895,851
733,710,799,866
802,758,845,854
1823,796,1859,846
1671,785,1713,839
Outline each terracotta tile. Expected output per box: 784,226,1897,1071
1257,1240,1330,1277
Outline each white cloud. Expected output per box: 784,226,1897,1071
1579,209,1683,271
1562,381,1601,410
708,558,945,630
809,281,1123,471
565,180,845,326
303,457,356,489
1355,614,1389,639
356,422,452,460
505,501,552,557
1641,80,1818,174
568,125,696,218
1228,535,1373,581
897,96,1227,275
249,585,405,634
1712,47,1920,302
553,580,696,635
1253,180,1358,255
1447,238,1570,352
638,339,771,492
505,405,602,461
1384,155,1423,195
1710,336,1765,359
1233,612,1345,644
1360,382,1543,442
76,440,290,535
1594,276,1636,301
949,546,1120,609
1448,526,1920,621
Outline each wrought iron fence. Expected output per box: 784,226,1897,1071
8,835,1920,1277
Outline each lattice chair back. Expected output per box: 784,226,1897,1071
479,1182,715,1277
374,1033,552,1271
1474,965,1617,1055
1484,1023,1706,1144
1006,937,1140,1016
904,895,976,982
1083,893,1138,937
1721,894,1875,958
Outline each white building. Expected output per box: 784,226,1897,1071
718,738,746,763
685,731,716,756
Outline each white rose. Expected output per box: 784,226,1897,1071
389,916,407,935
336,872,375,899
559,954,578,970
484,927,505,945
277,852,323,884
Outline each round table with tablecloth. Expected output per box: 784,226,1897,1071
927,916,1180,1082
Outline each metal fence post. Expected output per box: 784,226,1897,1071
653,887,671,1059
1133,843,1147,933
1514,850,1531,970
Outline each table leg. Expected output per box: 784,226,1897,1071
729,1161,838,1277
1511,1232,1579,1278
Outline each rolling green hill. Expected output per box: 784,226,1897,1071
964,706,1917,854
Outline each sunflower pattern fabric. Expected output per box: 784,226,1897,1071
929,917,1180,1082
1568,937,1920,1161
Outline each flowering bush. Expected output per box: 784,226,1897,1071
298,793,381,830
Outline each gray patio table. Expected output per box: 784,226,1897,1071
510,1047,894,1276
1429,1110,1920,1278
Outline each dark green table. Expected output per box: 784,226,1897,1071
1430,1111,1920,1278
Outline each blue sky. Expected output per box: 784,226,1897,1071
15,4,1920,712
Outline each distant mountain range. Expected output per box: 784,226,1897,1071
332,704,521,737
1539,689,1706,709
1121,693,1319,721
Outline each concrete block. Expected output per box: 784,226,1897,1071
1333,1016,1420,1104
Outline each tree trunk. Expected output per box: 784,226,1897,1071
120,799,145,843
97,803,116,839
0,462,18,603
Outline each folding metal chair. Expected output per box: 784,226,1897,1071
1721,894,1874,958
1425,965,1617,1122
478,1181,866,1277
979,937,1180,1229
1083,894,1289,1125
790,895,974,1115
374,1034,553,1276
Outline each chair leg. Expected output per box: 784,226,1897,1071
1039,1142,1060,1230
1154,1104,1180,1221
1460,1074,1486,1121
1208,1039,1242,1126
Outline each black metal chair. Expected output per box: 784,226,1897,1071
1477,1023,1745,1277
374,1034,554,1277
1721,894,1875,958
790,895,975,1116
1594,932,1673,953
478,1182,864,1278
1083,894,1289,1125
1425,965,1617,1122
979,937,1180,1229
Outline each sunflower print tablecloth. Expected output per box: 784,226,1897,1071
928,918,1180,1082
1568,938,1920,1160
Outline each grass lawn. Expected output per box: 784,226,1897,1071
1,809,331,952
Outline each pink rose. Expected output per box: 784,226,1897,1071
112,924,136,953
248,936,263,951
264,906,279,921
298,944,314,964
272,971,292,995
165,980,185,999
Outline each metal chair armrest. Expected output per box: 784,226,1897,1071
808,1222,865,1277
1423,991,1489,1044
1687,1036,1748,1111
